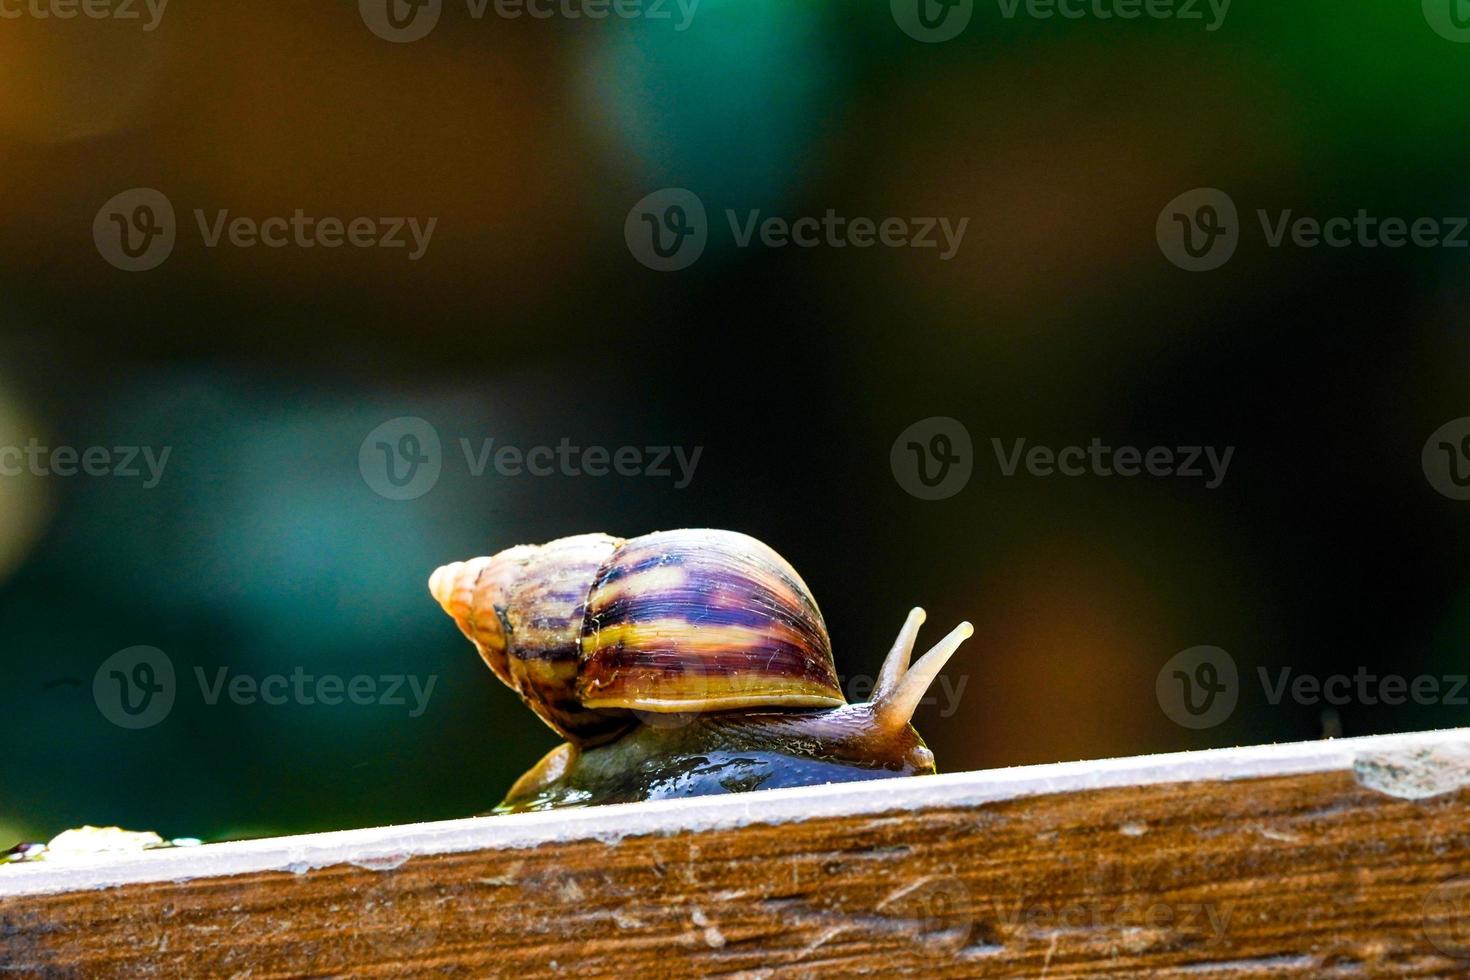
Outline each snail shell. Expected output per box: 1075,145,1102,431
429,529,845,743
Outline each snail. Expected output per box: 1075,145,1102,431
429,529,972,813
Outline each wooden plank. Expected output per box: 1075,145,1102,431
4,729,1470,977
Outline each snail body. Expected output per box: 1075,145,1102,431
430,529,971,813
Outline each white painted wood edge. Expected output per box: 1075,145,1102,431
4,727,1468,899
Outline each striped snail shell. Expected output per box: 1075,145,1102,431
428,529,845,743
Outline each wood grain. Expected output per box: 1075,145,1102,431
5,731,1470,977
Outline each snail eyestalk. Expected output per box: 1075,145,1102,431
871,618,974,734
874,606,927,703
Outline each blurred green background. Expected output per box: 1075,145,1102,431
3,0,1469,845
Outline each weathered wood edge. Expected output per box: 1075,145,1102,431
7,727,1469,898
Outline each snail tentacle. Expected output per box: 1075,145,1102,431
874,606,927,703
871,620,973,733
